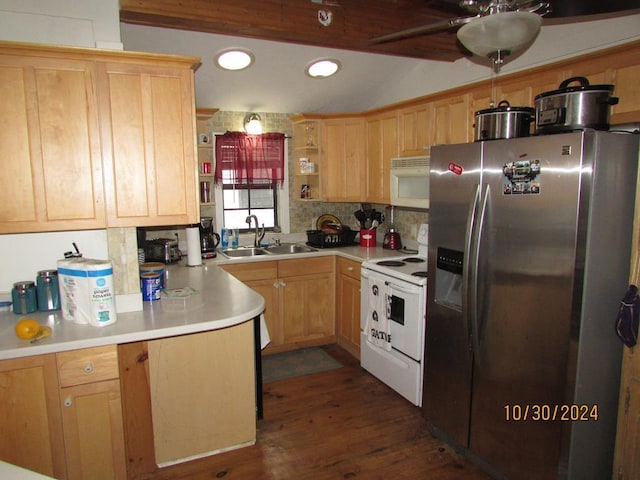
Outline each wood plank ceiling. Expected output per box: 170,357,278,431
119,0,471,62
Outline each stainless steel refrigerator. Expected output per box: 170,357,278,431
422,130,639,480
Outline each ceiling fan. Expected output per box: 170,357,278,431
371,0,551,71
370,0,640,72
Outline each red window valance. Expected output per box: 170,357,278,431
214,131,285,186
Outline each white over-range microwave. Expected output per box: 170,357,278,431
389,156,430,209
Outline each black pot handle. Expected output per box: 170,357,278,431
559,76,590,88
597,96,620,106
497,100,510,107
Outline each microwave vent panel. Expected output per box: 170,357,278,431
391,156,430,169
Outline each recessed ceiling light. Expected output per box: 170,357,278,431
215,49,255,71
306,59,341,78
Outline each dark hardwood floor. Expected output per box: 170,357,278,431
150,345,494,480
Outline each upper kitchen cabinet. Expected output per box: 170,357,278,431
397,103,430,157
430,93,471,145
0,48,105,233
0,42,200,233
321,117,366,202
98,59,200,227
365,112,398,204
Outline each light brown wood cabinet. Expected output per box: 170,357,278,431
430,93,471,146
0,346,125,480
321,117,366,202
221,261,281,353
278,257,335,346
56,345,125,480
98,61,199,227
223,257,336,354
0,354,66,478
0,53,105,234
335,257,362,359
398,103,430,156
0,42,199,233
365,112,398,204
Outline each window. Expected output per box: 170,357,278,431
220,180,278,230
214,132,287,232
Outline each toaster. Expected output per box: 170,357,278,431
144,238,181,264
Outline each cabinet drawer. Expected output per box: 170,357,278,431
278,256,334,277
57,345,119,388
222,261,278,282
337,257,361,280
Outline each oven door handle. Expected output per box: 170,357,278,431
385,281,423,295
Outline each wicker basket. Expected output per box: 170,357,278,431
306,228,358,248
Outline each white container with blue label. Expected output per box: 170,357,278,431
57,258,117,327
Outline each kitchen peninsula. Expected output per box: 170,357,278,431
0,264,265,480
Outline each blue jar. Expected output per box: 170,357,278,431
221,228,229,248
37,270,60,311
12,281,37,314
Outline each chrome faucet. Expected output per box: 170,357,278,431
246,215,265,247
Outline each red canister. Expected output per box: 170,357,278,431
360,228,376,248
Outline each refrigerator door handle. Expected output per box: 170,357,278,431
462,184,481,352
470,183,490,361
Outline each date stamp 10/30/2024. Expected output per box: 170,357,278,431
504,404,599,422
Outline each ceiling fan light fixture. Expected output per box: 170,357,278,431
457,11,542,63
215,49,255,71
305,58,341,78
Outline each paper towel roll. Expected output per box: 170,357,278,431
186,226,202,266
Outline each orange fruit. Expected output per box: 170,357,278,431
14,318,41,340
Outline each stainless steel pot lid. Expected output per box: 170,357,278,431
475,100,534,116
534,76,615,99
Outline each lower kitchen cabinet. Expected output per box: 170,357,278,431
0,354,66,478
0,346,125,480
279,258,335,346
57,346,126,480
221,261,281,352
222,257,336,354
336,257,362,359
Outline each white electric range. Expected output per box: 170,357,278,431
360,224,428,406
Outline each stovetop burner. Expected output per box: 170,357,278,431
376,260,406,267
412,271,428,278
403,257,425,263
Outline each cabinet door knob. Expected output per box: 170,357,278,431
64,397,73,408
347,267,354,271
83,363,94,374
273,282,280,289
279,281,286,288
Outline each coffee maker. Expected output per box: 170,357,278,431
383,205,402,250
199,217,220,259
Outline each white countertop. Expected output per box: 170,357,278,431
0,461,54,479
0,244,405,361
0,263,265,361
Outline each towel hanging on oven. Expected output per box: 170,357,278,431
615,284,639,348
365,276,392,351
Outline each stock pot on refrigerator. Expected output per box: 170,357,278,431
473,100,534,141
534,76,619,134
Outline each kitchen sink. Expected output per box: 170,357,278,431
221,247,270,258
265,243,317,255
